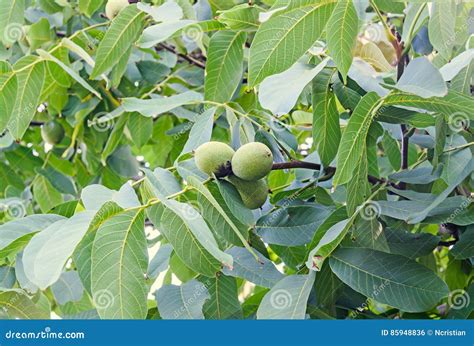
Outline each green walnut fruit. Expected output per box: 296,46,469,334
105,0,129,19
194,141,235,177
228,176,268,210
231,142,273,181
41,121,65,145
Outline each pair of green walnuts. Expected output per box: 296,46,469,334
195,142,273,210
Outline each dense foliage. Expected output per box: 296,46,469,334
0,0,473,320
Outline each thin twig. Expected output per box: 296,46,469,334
157,43,206,69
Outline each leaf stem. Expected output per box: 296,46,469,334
369,0,397,43
402,3,428,55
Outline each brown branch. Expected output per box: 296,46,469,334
396,32,410,190
271,160,396,187
157,43,206,69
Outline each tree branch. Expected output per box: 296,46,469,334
157,43,206,69
271,160,397,187
396,35,410,189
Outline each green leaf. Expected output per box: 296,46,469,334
312,68,340,166
383,90,474,120
37,49,101,98
0,214,65,259
256,205,334,246
139,20,196,48
306,218,351,271
122,91,203,117
0,289,48,319
101,113,129,163
222,247,284,288
51,271,84,305
78,0,104,18
256,272,315,319
91,209,148,319
137,1,183,22
217,4,262,31
110,45,132,88
205,30,246,103
37,167,76,195
91,5,145,79
22,211,95,289
329,248,449,313
136,61,170,84
147,244,173,280
259,58,329,116
73,202,124,294
27,18,51,50
440,49,474,82
8,57,46,140
383,227,440,259
452,226,474,260
160,200,231,277
0,266,15,288
333,92,382,186
188,177,249,247
270,244,306,270
407,159,474,224
428,1,456,60
216,179,255,226
248,0,335,87
351,217,389,253
451,60,473,94
0,0,25,46
326,0,358,81
143,168,182,197
0,70,17,134
199,274,243,319
81,183,140,211
182,107,217,153
156,280,209,319
396,57,447,98
440,135,472,186
346,151,370,215
33,175,63,213
127,113,153,148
